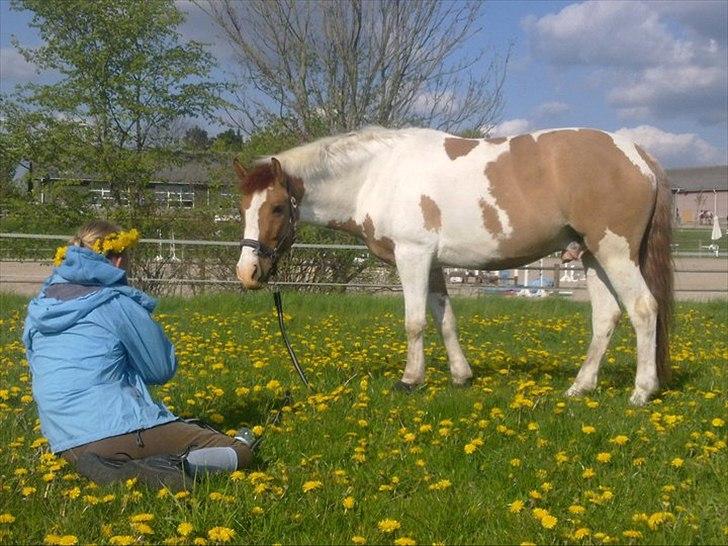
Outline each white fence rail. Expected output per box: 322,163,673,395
1,232,727,296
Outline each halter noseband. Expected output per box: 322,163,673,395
240,186,299,273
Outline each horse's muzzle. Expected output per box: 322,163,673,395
237,261,266,289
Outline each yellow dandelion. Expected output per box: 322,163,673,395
130,513,154,523
109,538,135,546
711,418,725,428
302,480,323,493
623,530,643,539
351,537,367,545
207,526,235,543
581,425,596,434
377,519,401,533
596,452,612,463
508,500,524,513
53,245,68,266
671,458,684,468
540,515,557,529
0,513,16,524
394,538,416,546
177,522,194,537
573,528,591,540
44,535,78,546
131,523,153,535
342,496,356,509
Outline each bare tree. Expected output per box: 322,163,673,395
197,0,509,138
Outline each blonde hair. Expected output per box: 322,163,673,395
71,220,124,256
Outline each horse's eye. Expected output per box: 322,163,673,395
272,205,285,215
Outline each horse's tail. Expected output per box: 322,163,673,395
639,150,674,386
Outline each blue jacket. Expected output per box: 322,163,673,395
23,246,177,453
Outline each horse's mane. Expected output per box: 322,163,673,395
259,126,412,179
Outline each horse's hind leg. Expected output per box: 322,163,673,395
566,253,621,397
427,267,473,386
593,236,659,406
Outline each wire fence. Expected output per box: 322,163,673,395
1,232,726,297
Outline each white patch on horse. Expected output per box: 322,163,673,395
610,135,656,186
237,190,269,269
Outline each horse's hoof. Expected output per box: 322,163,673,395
565,385,582,398
629,388,651,407
452,377,473,388
393,380,419,393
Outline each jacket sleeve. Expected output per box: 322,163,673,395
107,297,177,385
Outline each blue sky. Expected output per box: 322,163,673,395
2,0,726,168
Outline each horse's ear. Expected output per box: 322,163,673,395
270,157,285,185
233,157,248,182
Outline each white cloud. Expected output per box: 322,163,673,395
524,2,684,67
524,1,727,127
653,1,727,46
488,118,531,137
534,101,569,119
615,125,727,167
0,46,37,83
610,65,727,125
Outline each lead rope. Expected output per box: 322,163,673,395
273,285,311,389
248,285,309,452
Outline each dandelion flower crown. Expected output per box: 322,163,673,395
53,228,140,267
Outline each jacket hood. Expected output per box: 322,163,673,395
24,246,156,336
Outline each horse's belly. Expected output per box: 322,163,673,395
436,227,567,270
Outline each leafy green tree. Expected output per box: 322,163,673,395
211,128,244,152
183,125,211,150
8,0,225,203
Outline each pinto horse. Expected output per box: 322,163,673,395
233,127,673,405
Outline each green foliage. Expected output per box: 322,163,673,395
7,0,225,199
0,294,726,544
183,126,211,151
210,129,244,152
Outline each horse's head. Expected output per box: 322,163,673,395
234,157,302,289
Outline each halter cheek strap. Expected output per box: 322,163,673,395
240,192,299,271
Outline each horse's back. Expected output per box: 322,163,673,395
364,128,658,267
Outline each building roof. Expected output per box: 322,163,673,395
155,155,234,186
38,153,237,188
666,165,728,192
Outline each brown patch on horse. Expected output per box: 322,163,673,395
240,163,277,194
482,129,655,264
362,215,396,263
420,195,442,232
444,138,479,160
327,216,395,264
478,198,503,236
327,218,364,238
485,137,507,145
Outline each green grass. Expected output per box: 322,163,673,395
0,291,726,545
672,228,723,252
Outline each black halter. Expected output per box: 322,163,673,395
240,186,299,274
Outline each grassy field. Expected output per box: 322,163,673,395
0,291,726,545
672,228,723,252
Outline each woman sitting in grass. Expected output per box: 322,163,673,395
22,220,255,490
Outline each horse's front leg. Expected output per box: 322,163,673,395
427,267,473,386
394,246,433,389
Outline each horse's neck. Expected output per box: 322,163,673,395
298,170,365,227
